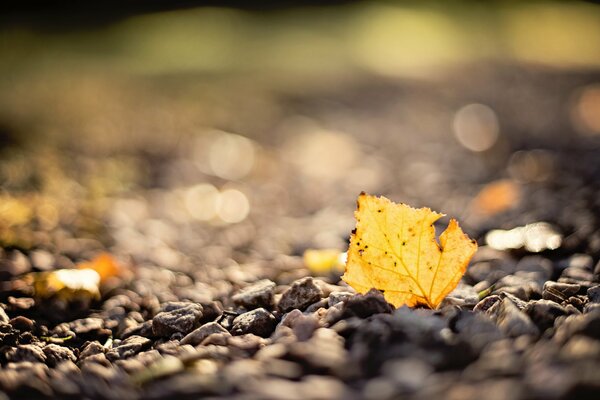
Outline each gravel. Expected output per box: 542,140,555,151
1,66,600,399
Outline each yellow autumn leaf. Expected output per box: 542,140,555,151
342,193,477,309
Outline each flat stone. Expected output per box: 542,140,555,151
181,322,229,346
152,303,203,337
106,335,151,361
278,277,324,313
543,281,581,302
232,308,277,337
232,279,276,309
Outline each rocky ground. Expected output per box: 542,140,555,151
1,65,600,399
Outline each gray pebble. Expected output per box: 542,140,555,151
278,277,324,313
152,303,203,337
6,344,47,363
180,322,229,346
106,335,151,361
43,344,76,367
525,300,567,332
232,279,276,309
543,281,581,302
587,285,600,303
491,298,539,338
231,308,277,337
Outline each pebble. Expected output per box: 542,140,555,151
542,281,581,302
8,316,34,332
232,279,276,309
327,291,354,307
490,298,539,338
78,341,106,360
525,300,567,332
339,289,393,319
231,308,277,337
6,344,47,363
106,335,151,361
152,303,203,337
43,344,76,367
0,307,9,324
280,309,320,341
181,322,229,346
278,277,324,313
473,295,502,313
587,285,600,303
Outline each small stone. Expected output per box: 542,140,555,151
6,344,47,363
473,295,502,313
181,322,229,346
227,333,268,353
327,291,354,307
278,277,324,313
587,285,600,303
280,309,320,341
43,344,76,367
231,308,277,337
525,300,567,332
491,298,539,337
340,289,393,319
554,309,600,343
152,303,203,337
79,341,106,360
106,335,151,361
0,307,9,324
304,299,329,313
9,316,34,332
200,332,231,346
232,279,276,309
68,318,104,336
543,281,581,303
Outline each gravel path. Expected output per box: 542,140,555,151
1,66,600,399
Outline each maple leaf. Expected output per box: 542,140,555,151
342,193,477,309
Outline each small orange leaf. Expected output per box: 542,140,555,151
342,193,477,309
77,253,120,283
471,179,520,216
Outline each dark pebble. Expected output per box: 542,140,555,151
6,344,47,363
587,285,600,303
490,298,539,338
473,295,502,313
525,300,568,332
181,322,229,346
231,308,277,337
278,277,324,313
339,289,393,319
9,316,34,332
543,281,581,303
43,344,76,367
232,279,276,309
152,303,203,337
106,335,151,361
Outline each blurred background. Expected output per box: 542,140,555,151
1,0,600,272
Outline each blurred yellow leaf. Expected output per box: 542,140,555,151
342,193,477,309
303,248,346,275
25,268,101,301
76,253,120,282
